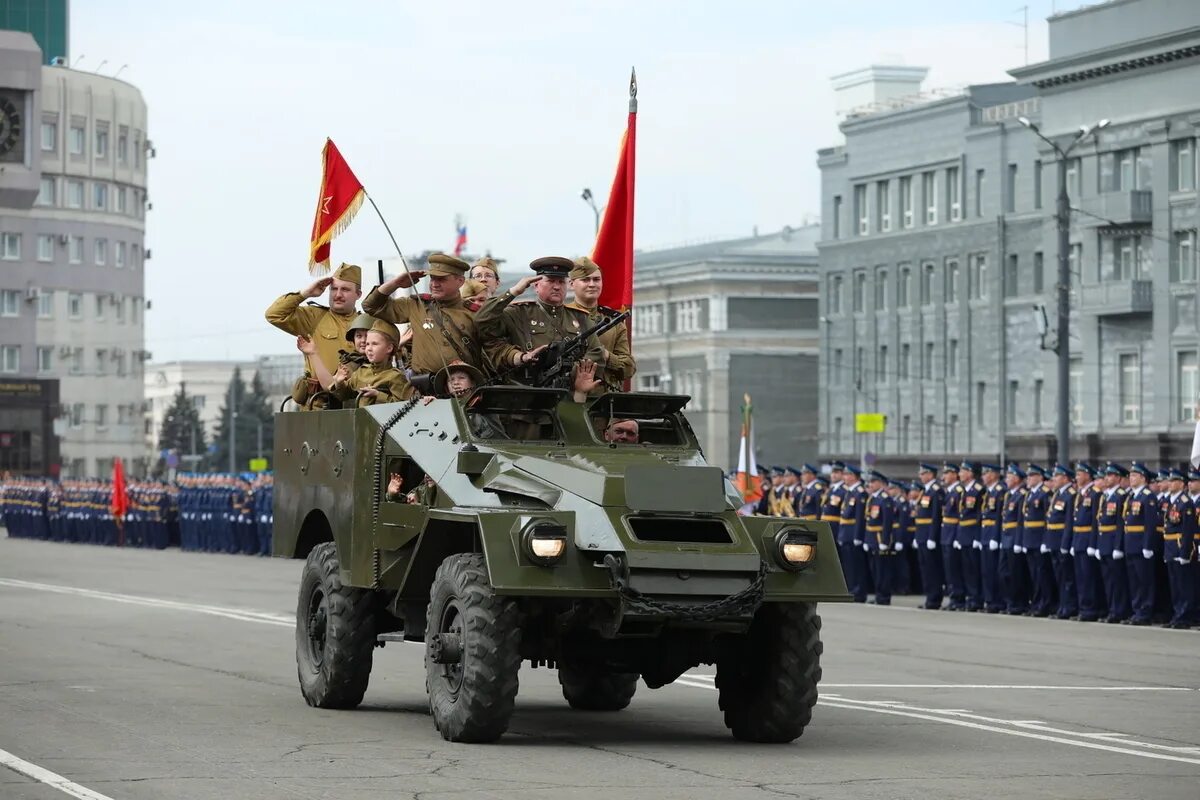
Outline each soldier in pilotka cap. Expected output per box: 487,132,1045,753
265,262,363,407
566,256,636,389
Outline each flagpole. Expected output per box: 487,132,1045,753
364,191,423,292
743,395,752,498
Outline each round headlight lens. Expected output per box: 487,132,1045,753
522,521,568,566
774,528,817,571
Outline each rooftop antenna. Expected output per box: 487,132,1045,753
94,59,108,73
72,53,85,67
113,64,128,79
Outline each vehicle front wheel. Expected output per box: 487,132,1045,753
425,553,522,742
295,542,377,709
715,602,823,743
558,663,638,711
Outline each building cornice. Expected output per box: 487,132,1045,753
1010,27,1200,88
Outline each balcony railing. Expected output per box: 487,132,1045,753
1080,279,1153,315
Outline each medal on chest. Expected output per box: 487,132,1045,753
422,319,435,330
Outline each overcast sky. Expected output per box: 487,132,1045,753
72,0,1067,362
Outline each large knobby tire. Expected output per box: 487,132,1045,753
715,602,823,743
425,553,522,743
558,663,638,711
295,542,377,709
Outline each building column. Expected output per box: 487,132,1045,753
709,349,732,469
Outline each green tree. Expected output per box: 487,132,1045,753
157,383,207,473
210,367,276,473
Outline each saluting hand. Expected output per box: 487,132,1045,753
301,277,332,298
510,275,544,296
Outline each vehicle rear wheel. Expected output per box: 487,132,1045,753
715,602,823,743
558,663,638,711
295,542,376,709
425,553,522,742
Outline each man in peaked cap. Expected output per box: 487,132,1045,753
265,262,363,407
863,471,895,605
957,461,986,612
1096,462,1131,623
939,462,966,610
913,462,944,609
1069,462,1104,622
836,464,868,603
1000,463,1029,614
476,256,606,387
567,256,636,390
1122,461,1159,624
1161,467,1196,628
978,464,1007,613
1022,464,1055,616
796,464,826,521
363,252,485,380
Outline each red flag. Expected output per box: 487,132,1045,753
110,457,128,520
591,70,637,312
309,138,366,273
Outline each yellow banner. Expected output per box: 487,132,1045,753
855,413,886,433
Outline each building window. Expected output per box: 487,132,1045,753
1069,357,1083,424
833,417,843,451
37,346,52,373
1069,244,1082,297
922,414,933,451
69,347,82,375
1005,163,1018,213
1103,148,1139,192
828,276,843,315
95,349,107,374
855,184,868,235
900,343,911,380
1033,251,1044,293
974,168,985,217
41,120,57,151
1118,353,1140,425
832,348,843,385
976,382,987,429
94,238,107,266
134,130,143,168
115,187,127,214
676,370,705,410
901,415,911,452
131,296,140,324
1111,235,1146,280
68,293,82,319
920,262,934,306
1033,379,1044,427
877,180,891,232
633,304,663,336
1173,231,1196,282
67,179,83,208
948,339,959,379
1179,351,1198,422
1,232,20,260
945,258,959,303
115,295,126,323
877,345,888,384
1171,138,1195,192
115,241,126,268
1004,254,1019,297
1,345,18,373
95,296,105,320
947,166,961,221
68,235,83,264
1034,160,1043,210
93,182,108,210
900,176,914,228
854,347,864,386
115,353,127,377
36,176,55,206
852,271,866,313
95,126,109,159
1066,157,1080,198
0,289,18,317
923,171,937,225
923,342,934,380
36,234,54,262
37,290,53,318
95,404,108,429
832,194,842,239
117,126,129,165
674,299,704,333
968,253,987,300
1007,380,1019,426
69,124,85,155
875,268,888,311
898,265,911,308
948,414,959,451
636,373,661,392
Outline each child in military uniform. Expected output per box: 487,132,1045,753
298,319,413,407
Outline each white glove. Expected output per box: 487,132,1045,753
953,540,962,550
988,539,999,551
894,542,904,552
1062,548,1070,555
853,538,863,546
1040,544,1051,554
927,539,937,550
863,543,870,552
1086,547,1095,558
879,542,889,552
1175,557,1188,565
972,540,983,550
1093,549,1102,561
1113,550,1124,560
1143,549,1154,559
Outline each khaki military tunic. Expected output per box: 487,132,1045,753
565,301,635,388
330,362,414,407
264,293,356,376
362,289,484,375
476,292,606,383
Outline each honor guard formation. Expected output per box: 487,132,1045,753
750,460,1198,629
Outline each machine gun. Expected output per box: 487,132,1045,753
529,310,630,389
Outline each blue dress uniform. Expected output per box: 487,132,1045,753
796,465,825,521
1046,467,1077,618
1021,466,1055,616
1095,464,1131,623
999,465,1029,614
956,463,985,612
1162,469,1197,628
979,466,1006,613
940,466,965,610
888,480,914,594
1070,464,1103,622
836,466,868,603
255,479,274,556
1122,463,1160,625
863,473,894,605
914,466,944,609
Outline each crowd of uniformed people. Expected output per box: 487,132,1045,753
0,474,274,556
754,459,1198,629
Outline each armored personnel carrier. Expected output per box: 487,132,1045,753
273,387,849,743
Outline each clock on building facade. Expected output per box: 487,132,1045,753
0,89,25,163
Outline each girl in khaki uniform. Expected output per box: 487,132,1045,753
298,319,414,407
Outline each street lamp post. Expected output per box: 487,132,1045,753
1017,116,1108,468
580,187,600,236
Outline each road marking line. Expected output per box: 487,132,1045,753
673,680,1200,765
0,579,293,628
0,747,116,800
680,675,1194,691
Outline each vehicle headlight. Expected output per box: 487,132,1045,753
774,528,817,571
522,521,568,566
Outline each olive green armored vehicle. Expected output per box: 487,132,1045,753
273,387,849,743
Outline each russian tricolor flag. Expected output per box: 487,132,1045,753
454,216,468,256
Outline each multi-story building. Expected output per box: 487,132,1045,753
0,30,151,478
0,0,67,65
631,226,820,470
817,0,1199,472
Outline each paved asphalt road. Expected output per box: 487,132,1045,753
0,536,1197,800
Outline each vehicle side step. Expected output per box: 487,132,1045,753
376,632,406,643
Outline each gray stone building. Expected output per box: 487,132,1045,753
0,30,152,478
630,226,820,470
817,0,1199,473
